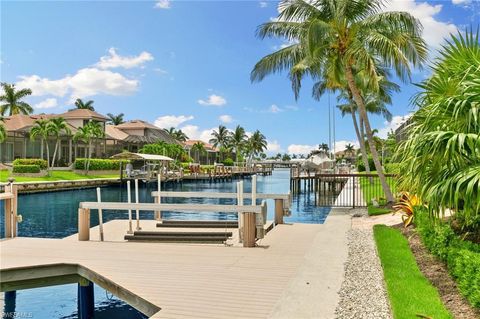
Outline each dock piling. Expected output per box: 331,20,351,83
127,181,133,234
77,279,94,319
96,187,104,241
78,208,90,241
274,199,284,225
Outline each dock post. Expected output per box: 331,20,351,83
78,208,90,241
274,199,284,225
135,179,141,230
96,188,104,241
127,181,133,234
155,173,162,221
237,181,244,243
243,212,256,248
4,290,17,314
77,278,94,319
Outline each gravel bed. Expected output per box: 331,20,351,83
334,228,391,319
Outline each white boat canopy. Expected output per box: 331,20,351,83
110,152,174,161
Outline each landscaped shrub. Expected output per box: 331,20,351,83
357,156,375,172
13,164,41,174
223,158,234,166
74,158,129,170
416,212,480,308
384,163,401,174
13,158,47,169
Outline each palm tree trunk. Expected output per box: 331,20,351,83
345,65,394,203
51,140,59,168
87,140,92,174
45,139,50,175
348,104,372,181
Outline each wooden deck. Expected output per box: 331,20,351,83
0,210,351,318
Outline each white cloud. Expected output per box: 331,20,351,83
383,0,457,49
219,114,233,124
452,0,470,4
197,94,227,106
284,105,299,111
334,140,359,153
378,114,413,139
96,48,153,69
287,144,316,155
268,104,283,113
259,1,268,8
272,39,299,51
34,98,57,109
16,68,139,102
267,140,282,153
154,0,171,9
154,68,168,75
154,115,194,129
180,125,216,143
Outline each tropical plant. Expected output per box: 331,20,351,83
49,117,71,167
0,83,33,116
140,141,187,160
230,125,246,163
319,143,329,153
344,143,355,156
0,117,6,143
30,119,54,170
251,0,427,203
165,127,188,143
73,98,95,111
191,141,206,163
74,121,104,174
245,130,268,162
107,113,125,125
396,30,480,230
210,125,230,160
393,192,421,227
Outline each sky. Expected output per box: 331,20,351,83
1,0,479,155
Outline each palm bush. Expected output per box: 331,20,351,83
396,30,480,230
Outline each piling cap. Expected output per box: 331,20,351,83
7,177,15,184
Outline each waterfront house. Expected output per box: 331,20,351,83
0,110,177,165
183,140,220,165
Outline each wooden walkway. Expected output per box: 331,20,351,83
0,211,351,318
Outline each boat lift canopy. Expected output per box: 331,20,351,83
110,152,174,162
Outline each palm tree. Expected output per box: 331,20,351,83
106,113,125,125
0,118,6,143
191,141,206,163
30,119,54,170
345,143,355,156
245,130,267,163
166,127,188,143
0,83,33,116
230,125,246,164
209,125,230,161
74,121,104,174
74,98,95,111
251,0,427,202
319,143,329,153
49,117,71,167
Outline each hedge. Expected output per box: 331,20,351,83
13,164,41,173
223,158,234,166
13,158,47,170
357,156,376,172
416,212,480,308
74,158,129,170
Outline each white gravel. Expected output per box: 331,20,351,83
334,228,392,319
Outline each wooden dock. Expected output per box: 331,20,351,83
0,210,351,319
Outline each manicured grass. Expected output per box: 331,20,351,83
0,170,119,182
359,171,396,204
368,205,391,216
373,225,452,319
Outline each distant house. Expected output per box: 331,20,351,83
0,111,178,165
394,116,413,143
105,120,178,155
183,140,219,165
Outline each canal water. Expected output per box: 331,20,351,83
0,169,330,318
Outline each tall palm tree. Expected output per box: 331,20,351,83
245,130,268,162
0,118,6,143
0,83,33,116
209,125,230,161
319,143,329,153
30,119,54,170
230,125,246,163
106,113,125,125
74,121,104,174
49,117,71,167
74,98,95,111
191,141,206,163
345,143,355,156
251,0,427,202
165,127,188,143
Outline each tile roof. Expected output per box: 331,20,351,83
60,109,108,121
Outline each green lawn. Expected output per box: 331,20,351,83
368,205,391,216
359,172,396,204
0,170,119,182
373,225,452,319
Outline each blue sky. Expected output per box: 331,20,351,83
1,0,479,154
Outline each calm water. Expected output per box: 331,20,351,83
1,169,330,318
0,169,330,239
